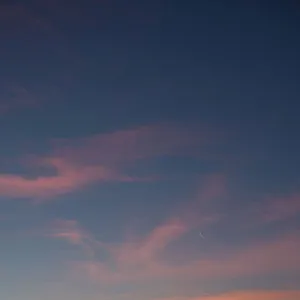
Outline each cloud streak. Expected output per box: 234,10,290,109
52,123,221,166
261,193,300,224
0,157,129,199
46,219,104,258
45,174,226,283
45,175,300,286
77,230,300,284
157,290,300,300
0,123,222,199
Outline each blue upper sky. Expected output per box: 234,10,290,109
0,1,300,300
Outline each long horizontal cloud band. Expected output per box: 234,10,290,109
0,123,222,199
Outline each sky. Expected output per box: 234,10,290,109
0,0,300,299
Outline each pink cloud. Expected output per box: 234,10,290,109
172,173,226,229
237,193,300,231
111,218,189,266
71,227,300,285
196,173,227,203
46,219,104,257
45,173,231,283
48,219,89,245
0,157,129,199
194,232,300,278
41,172,300,285
157,290,300,300
52,122,221,167
0,123,221,199
50,194,218,282
105,174,226,269
261,193,300,223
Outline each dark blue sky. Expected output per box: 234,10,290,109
0,1,300,300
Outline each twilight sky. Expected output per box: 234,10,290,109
1,1,300,300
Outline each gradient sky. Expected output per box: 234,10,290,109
1,1,300,300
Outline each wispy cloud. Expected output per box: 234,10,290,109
111,218,189,265
156,290,300,300
77,230,300,284
44,174,300,286
260,193,300,224
0,157,129,199
0,123,222,199
52,122,221,166
45,219,104,257
45,173,226,283
235,192,300,231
